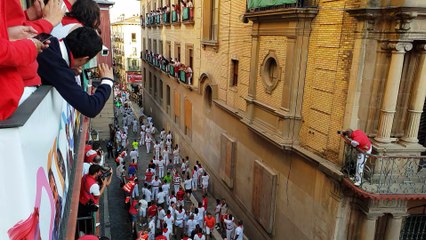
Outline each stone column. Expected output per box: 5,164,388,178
247,23,260,123
375,41,413,143
360,213,381,240
384,214,405,240
401,44,426,143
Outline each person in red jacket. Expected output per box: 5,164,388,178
0,0,49,120
6,0,65,102
129,198,139,230
342,129,372,186
78,165,111,217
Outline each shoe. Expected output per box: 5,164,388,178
96,223,101,227
354,181,361,187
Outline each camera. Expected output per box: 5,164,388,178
101,45,109,56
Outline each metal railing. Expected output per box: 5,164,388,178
246,0,319,12
182,7,194,22
76,215,96,236
342,136,426,194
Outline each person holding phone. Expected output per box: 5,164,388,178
37,27,114,118
5,0,65,107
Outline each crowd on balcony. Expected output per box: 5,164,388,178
0,0,115,120
98,89,245,239
143,50,193,85
144,0,194,26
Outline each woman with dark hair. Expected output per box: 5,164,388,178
50,0,100,39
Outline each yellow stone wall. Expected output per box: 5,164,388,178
300,0,357,163
256,36,287,110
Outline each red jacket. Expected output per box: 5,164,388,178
6,0,54,87
351,130,371,151
0,0,38,120
129,199,138,215
79,175,99,205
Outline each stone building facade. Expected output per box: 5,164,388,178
138,0,426,239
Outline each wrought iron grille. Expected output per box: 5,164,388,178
341,136,426,194
400,215,426,240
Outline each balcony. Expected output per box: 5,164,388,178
172,10,180,25
182,7,194,24
247,0,318,11
0,86,89,239
143,51,193,87
341,136,426,198
163,12,171,25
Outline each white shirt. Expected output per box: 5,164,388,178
184,179,192,190
158,209,166,220
164,214,174,229
202,175,209,186
130,150,138,160
152,179,161,188
194,234,205,240
143,188,152,202
157,191,166,204
235,226,244,240
139,199,148,210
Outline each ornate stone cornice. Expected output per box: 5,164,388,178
382,41,413,53
392,11,418,32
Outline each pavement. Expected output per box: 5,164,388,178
101,100,225,240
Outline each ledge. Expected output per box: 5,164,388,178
213,99,242,120
201,40,219,51
0,85,52,128
182,20,194,25
244,7,318,22
293,145,344,181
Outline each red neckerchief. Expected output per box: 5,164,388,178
61,16,81,25
166,214,171,218
197,233,203,237
64,0,72,11
162,228,168,233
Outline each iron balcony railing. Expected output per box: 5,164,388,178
182,7,194,22
247,0,319,12
341,136,426,195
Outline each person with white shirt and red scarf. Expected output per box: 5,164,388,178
341,129,372,186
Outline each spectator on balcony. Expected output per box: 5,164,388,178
185,66,193,85
6,0,65,103
342,129,372,186
78,164,111,223
187,0,194,8
37,27,114,118
0,0,60,120
51,0,100,39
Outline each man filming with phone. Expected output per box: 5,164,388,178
37,26,114,118
78,164,112,233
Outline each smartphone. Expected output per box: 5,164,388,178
34,33,52,43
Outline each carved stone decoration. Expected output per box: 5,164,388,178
260,50,282,94
393,12,418,33
382,41,413,53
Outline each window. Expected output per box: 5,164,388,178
175,43,181,61
260,53,281,94
166,85,171,113
149,72,153,93
160,79,164,104
153,40,158,53
231,59,239,86
166,41,172,59
202,0,218,42
131,33,136,42
184,98,192,137
189,48,193,68
159,40,163,55
143,68,147,88
143,38,146,52
154,76,158,99
148,39,152,51
220,133,236,189
174,91,180,124
205,85,212,109
252,160,277,234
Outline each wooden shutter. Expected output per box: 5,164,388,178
184,98,192,129
252,160,277,233
220,133,235,189
174,91,180,117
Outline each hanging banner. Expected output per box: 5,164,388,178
0,88,81,240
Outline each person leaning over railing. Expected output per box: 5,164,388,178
7,0,65,103
340,129,372,186
37,27,114,118
0,0,61,120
